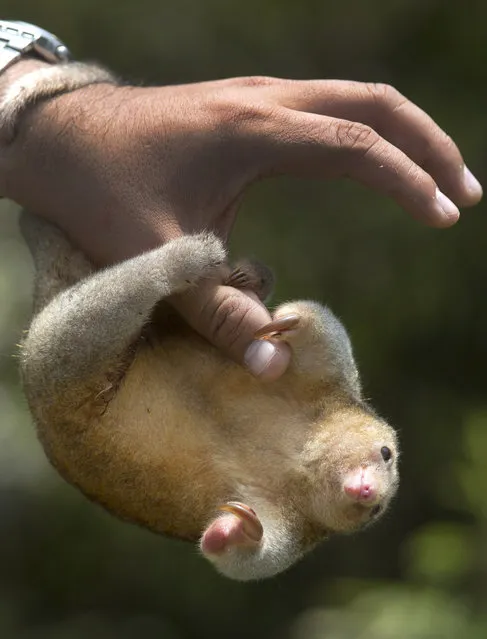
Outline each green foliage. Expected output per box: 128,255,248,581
291,585,482,639
1,1,487,637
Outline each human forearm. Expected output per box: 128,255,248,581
0,58,48,191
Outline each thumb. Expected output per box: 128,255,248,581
170,281,291,381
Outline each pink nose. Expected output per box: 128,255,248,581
344,482,376,502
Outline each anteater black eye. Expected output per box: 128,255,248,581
381,446,392,462
370,505,382,518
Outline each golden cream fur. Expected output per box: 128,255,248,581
19,211,399,581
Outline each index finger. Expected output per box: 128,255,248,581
255,109,460,227
263,79,482,207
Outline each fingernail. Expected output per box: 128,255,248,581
435,188,460,222
244,339,277,376
463,166,483,198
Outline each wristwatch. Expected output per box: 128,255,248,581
0,20,71,73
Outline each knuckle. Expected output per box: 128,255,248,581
233,99,271,125
237,75,281,88
364,82,403,108
205,293,254,349
335,120,379,154
212,95,276,138
207,77,282,135
440,131,458,154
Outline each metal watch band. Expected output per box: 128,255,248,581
0,21,71,73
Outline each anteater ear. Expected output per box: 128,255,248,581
200,502,263,556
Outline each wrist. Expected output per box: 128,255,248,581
0,58,49,193
0,61,118,200
1,78,115,196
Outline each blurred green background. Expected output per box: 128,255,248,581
1,1,487,637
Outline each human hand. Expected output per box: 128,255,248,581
1,66,482,380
